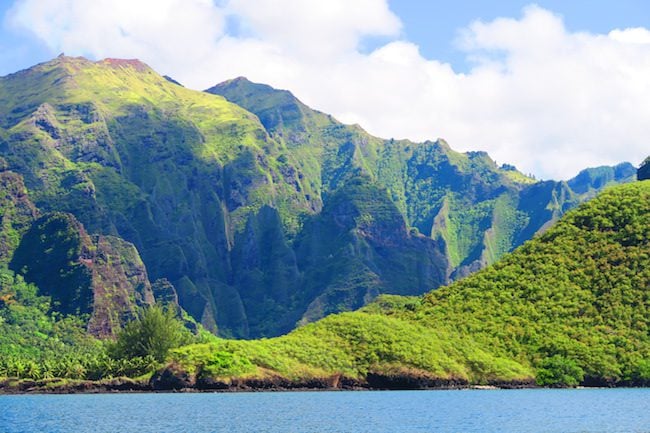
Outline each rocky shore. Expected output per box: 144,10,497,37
5,364,643,394
0,369,539,394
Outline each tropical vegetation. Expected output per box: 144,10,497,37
2,181,647,389
0,56,635,338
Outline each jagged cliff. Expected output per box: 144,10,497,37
0,57,635,337
209,77,635,287
1,170,156,336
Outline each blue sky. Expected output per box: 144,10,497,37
389,0,650,70
3,0,649,76
0,0,648,179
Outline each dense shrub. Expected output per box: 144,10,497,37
536,356,585,387
111,305,192,362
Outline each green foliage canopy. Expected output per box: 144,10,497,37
111,305,193,362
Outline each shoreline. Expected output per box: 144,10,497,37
2,375,643,395
3,366,645,395
0,375,533,395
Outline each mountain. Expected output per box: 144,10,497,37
209,77,635,298
0,56,309,337
1,180,646,390
639,157,650,181
0,167,156,336
208,79,635,276
0,56,635,338
170,180,650,388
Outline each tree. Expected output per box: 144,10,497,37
112,305,191,362
536,355,584,387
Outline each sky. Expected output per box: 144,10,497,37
0,0,649,180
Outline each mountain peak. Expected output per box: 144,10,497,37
207,76,309,132
209,76,292,97
12,55,154,78
229,76,254,84
36,55,153,74
98,58,151,72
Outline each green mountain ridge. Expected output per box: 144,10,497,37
0,56,637,339
168,180,650,388
208,77,636,280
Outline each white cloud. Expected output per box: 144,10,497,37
227,0,401,58
5,1,650,179
7,0,226,71
609,27,650,44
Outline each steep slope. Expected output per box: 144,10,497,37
0,169,157,336
10,212,157,336
0,58,635,338
209,78,635,281
173,181,650,387
0,165,39,262
0,56,314,336
292,175,448,325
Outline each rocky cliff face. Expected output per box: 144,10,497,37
210,78,636,285
86,234,155,336
0,166,39,262
0,57,636,338
8,211,156,336
0,169,156,336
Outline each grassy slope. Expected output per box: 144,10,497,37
173,181,649,385
0,56,301,226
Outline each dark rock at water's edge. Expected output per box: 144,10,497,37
149,364,365,392
150,365,194,390
366,372,469,390
3,374,648,394
0,377,150,394
195,376,230,391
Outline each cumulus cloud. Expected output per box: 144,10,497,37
5,1,650,179
228,0,400,58
7,0,226,73
609,27,650,44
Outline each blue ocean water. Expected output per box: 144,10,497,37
1,388,649,433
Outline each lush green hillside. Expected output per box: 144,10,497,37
1,164,646,390
0,168,38,262
0,168,157,337
169,181,649,387
0,264,200,384
0,265,121,382
0,57,635,339
209,78,635,279
0,56,311,337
